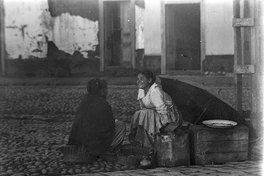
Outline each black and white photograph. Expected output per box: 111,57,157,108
0,0,263,175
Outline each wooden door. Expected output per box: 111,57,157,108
104,2,122,66
100,0,135,69
165,3,201,71
120,1,133,66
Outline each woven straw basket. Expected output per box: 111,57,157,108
59,145,92,163
117,144,149,168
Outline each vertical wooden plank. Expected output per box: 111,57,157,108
161,0,166,74
234,0,241,67
200,0,205,75
243,0,253,118
250,0,263,138
0,0,5,75
234,0,243,113
237,0,243,114
130,0,136,69
249,0,255,66
240,0,245,64
99,0,105,72
243,0,251,65
236,75,243,113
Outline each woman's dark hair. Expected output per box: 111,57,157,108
138,70,156,85
87,78,107,95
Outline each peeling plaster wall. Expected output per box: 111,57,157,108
4,0,99,59
4,0,49,59
50,13,98,57
144,0,161,55
135,5,144,49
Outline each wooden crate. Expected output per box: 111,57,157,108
156,132,190,167
190,125,249,165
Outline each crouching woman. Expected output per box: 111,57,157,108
68,78,125,161
129,70,182,151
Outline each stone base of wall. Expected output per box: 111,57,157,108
141,52,235,75
203,55,234,73
207,86,251,111
144,55,161,73
135,49,144,68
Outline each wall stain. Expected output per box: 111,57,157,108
5,0,99,59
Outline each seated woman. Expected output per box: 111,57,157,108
129,70,182,150
68,78,126,160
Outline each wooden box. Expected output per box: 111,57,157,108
156,132,190,167
190,125,249,165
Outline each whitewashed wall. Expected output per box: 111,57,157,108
143,0,234,56
49,13,98,58
144,0,161,55
4,0,48,59
135,5,144,49
4,0,234,59
4,0,98,59
204,0,234,55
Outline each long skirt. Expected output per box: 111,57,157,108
130,107,181,149
129,109,165,149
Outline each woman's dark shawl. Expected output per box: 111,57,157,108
68,94,115,156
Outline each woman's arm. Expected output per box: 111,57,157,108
150,87,168,114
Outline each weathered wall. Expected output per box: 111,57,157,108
135,5,144,49
4,0,99,59
204,0,234,55
47,0,98,21
4,0,48,59
4,0,144,60
144,0,161,55
144,0,234,56
48,13,98,57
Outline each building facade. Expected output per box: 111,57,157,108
1,0,236,75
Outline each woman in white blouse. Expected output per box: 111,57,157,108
129,70,182,150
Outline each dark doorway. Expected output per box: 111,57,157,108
104,2,122,66
166,3,201,71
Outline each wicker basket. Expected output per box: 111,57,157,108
59,145,93,163
117,144,150,168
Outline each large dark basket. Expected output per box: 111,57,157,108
59,145,93,163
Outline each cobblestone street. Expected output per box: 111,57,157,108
0,118,262,176
77,161,262,176
0,85,262,176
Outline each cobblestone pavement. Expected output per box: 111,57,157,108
0,119,263,176
76,161,262,176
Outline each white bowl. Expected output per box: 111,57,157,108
202,119,237,128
